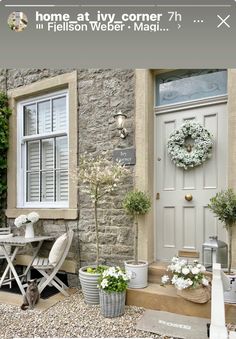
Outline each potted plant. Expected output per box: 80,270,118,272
161,256,210,303
123,190,151,288
98,266,131,317
78,152,127,304
208,188,236,303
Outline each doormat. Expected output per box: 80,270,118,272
136,310,210,339
0,270,68,299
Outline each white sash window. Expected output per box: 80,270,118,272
17,90,69,208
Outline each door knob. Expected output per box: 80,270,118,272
185,194,193,201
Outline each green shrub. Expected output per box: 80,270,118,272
123,190,151,216
86,265,109,274
0,92,11,225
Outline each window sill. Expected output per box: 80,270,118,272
6,208,78,220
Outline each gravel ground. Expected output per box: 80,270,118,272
0,290,173,339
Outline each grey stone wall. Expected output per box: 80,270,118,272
0,69,136,272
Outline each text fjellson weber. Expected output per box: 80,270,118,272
46,21,162,32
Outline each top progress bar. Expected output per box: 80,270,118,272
4,4,232,8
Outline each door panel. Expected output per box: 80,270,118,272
156,103,227,261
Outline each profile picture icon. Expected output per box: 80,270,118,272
8,12,28,32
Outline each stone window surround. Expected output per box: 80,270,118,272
6,71,78,220
135,69,236,264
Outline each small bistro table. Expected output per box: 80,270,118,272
0,235,54,295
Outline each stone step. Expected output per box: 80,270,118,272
148,262,169,284
126,283,236,323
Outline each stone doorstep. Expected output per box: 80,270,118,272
126,283,236,324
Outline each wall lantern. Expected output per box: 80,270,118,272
114,111,128,139
202,235,228,271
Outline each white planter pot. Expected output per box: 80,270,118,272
224,273,236,304
25,222,35,238
124,260,148,288
79,266,101,305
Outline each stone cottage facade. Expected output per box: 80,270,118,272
0,69,136,282
1,69,236,283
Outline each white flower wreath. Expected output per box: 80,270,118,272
167,121,213,170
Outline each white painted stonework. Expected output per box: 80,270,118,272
210,263,228,339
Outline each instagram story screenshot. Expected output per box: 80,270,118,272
0,0,236,338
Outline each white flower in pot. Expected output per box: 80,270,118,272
98,266,131,318
161,257,210,303
123,190,151,288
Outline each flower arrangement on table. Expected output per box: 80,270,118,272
14,212,39,238
14,212,39,228
161,257,210,303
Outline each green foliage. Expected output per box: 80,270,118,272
123,190,151,216
86,265,108,274
123,190,151,264
0,92,11,224
78,152,128,203
98,266,130,293
208,189,236,227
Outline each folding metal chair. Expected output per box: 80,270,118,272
32,230,74,297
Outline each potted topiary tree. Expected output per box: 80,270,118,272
123,190,151,288
208,188,236,303
78,152,127,304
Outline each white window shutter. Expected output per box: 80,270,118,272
53,96,67,132
56,137,68,201
24,104,36,136
27,141,40,201
56,137,68,169
42,172,54,202
42,139,54,201
38,100,51,134
56,170,68,201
